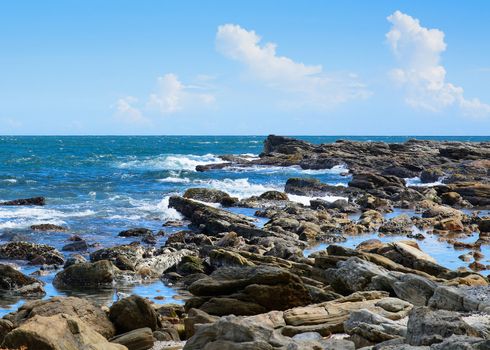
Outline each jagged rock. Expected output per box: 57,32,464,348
2,313,126,350
30,223,67,231
3,296,116,338
53,260,116,288
110,328,155,350
183,188,238,206
406,307,479,346
0,264,45,297
109,295,159,333
1,196,45,206
119,228,153,237
0,241,64,265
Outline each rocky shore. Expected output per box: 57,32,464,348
1,135,490,349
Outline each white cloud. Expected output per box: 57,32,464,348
147,73,215,114
216,24,370,109
0,117,23,129
115,74,215,123
115,96,149,124
387,10,490,117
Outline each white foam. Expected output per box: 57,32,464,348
128,196,183,221
222,164,349,175
158,177,191,184
1,179,17,184
116,154,222,171
288,194,348,206
194,178,280,200
405,177,443,187
0,207,95,230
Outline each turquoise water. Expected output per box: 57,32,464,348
1,136,489,315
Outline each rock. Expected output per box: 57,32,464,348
119,228,153,237
344,309,407,347
478,218,490,233
406,307,478,346
0,319,14,344
434,217,464,232
258,191,289,201
448,182,490,206
62,239,89,252
1,196,45,206
110,328,155,350
0,263,45,297
64,254,87,268
285,177,353,197
420,169,443,183
2,313,126,350
176,255,206,275
184,308,219,339
183,188,238,206
440,192,462,206
30,223,67,231
53,260,115,289
0,241,64,265
430,335,490,350
187,266,312,315
109,295,159,333
349,173,405,192
427,285,487,312
3,296,116,338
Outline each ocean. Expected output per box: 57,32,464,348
1,135,489,315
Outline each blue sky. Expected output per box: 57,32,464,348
1,1,490,135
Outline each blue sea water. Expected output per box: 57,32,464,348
0,135,489,315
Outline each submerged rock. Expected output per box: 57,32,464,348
1,196,46,206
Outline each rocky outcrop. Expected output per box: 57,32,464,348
1,196,46,206
2,313,126,350
183,188,238,206
3,296,116,338
186,266,312,316
0,241,64,265
53,260,116,289
0,264,45,297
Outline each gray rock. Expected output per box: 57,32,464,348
110,327,155,350
109,295,159,333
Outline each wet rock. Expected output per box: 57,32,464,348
478,218,490,233
285,177,355,197
259,190,289,201
30,223,67,231
2,313,125,350
64,254,87,268
53,260,116,289
1,196,45,206
420,168,443,183
440,192,463,206
3,296,116,338
0,263,45,297
119,228,153,237
0,241,64,265
183,187,238,206
62,239,89,251
110,327,155,350
176,255,206,275
109,295,160,333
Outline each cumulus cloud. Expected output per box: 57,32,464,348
216,24,370,109
147,73,215,114
387,10,490,117
114,74,215,123
115,96,149,124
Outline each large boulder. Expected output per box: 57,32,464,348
109,295,159,334
0,264,45,297
2,313,126,350
0,241,64,265
3,296,116,338
186,266,312,316
53,260,116,289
